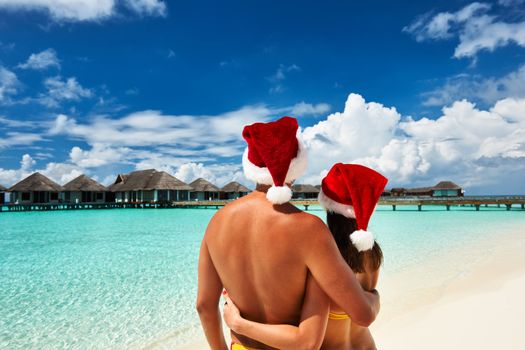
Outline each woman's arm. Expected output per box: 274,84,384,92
356,253,381,292
223,275,330,350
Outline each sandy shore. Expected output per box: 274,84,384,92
177,227,525,349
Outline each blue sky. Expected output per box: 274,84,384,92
1,0,525,194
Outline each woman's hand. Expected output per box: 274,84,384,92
223,293,243,333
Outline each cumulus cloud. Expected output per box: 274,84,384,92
422,64,525,106
300,93,525,194
175,162,248,187
404,2,525,58
0,0,167,22
0,66,20,102
17,48,60,70
69,143,133,168
39,76,92,107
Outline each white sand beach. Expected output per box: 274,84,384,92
178,226,525,350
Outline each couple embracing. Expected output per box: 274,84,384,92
197,116,388,350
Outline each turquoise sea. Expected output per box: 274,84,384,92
1,205,524,349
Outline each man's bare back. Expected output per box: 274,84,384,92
204,190,323,349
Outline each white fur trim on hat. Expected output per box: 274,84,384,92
242,138,308,186
318,189,356,218
350,230,375,252
266,185,292,204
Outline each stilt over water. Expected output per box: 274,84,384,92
1,197,525,213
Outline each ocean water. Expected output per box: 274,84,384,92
0,205,524,349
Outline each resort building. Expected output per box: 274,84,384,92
0,184,6,204
109,169,192,203
292,184,320,199
9,172,64,204
390,181,463,197
62,175,108,203
220,181,251,200
189,178,221,201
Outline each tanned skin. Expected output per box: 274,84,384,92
223,247,382,349
196,186,380,350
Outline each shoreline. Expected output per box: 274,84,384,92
176,225,525,350
372,227,525,348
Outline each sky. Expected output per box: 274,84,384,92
0,0,524,194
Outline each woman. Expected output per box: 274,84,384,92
224,163,388,350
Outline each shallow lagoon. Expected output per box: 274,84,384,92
1,206,524,349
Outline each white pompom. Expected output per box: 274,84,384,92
266,185,292,204
350,230,375,252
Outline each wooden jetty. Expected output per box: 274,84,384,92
1,196,525,213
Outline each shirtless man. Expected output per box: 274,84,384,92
196,117,380,350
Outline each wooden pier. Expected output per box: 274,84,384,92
1,196,524,213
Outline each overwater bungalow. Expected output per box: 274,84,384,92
292,184,320,199
9,172,64,204
189,178,221,201
0,184,6,204
62,175,108,203
390,181,463,197
109,169,192,203
431,181,464,197
221,181,251,200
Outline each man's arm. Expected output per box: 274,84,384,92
302,217,380,327
196,238,228,350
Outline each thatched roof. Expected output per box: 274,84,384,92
315,185,321,190
221,181,251,193
0,184,6,191
9,172,63,192
190,178,220,192
63,175,107,192
433,181,461,190
292,184,320,193
406,187,433,194
109,169,192,191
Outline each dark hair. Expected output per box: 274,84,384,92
326,212,383,273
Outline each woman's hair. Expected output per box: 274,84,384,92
326,212,383,273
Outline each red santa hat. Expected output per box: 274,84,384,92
242,116,308,204
318,163,388,252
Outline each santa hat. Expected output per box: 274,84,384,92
318,163,388,252
242,116,308,204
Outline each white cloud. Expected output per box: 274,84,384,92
175,162,248,187
18,48,60,70
125,0,166,17
0,0,167,22
0,0,115,21
50,105,273,147
290,102,331,117
299,93,525,194
39,76,92,107
69,143,133,168
422,64,525,106
301,93,401,182
404,2,525,58
0,66,20,102
39,161,84,184
267,64,301,93
0,132,44,148
0,154,34,186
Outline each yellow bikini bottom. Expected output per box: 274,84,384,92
231,343,262,350
328,311,351,320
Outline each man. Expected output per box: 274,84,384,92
197,116,380,350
